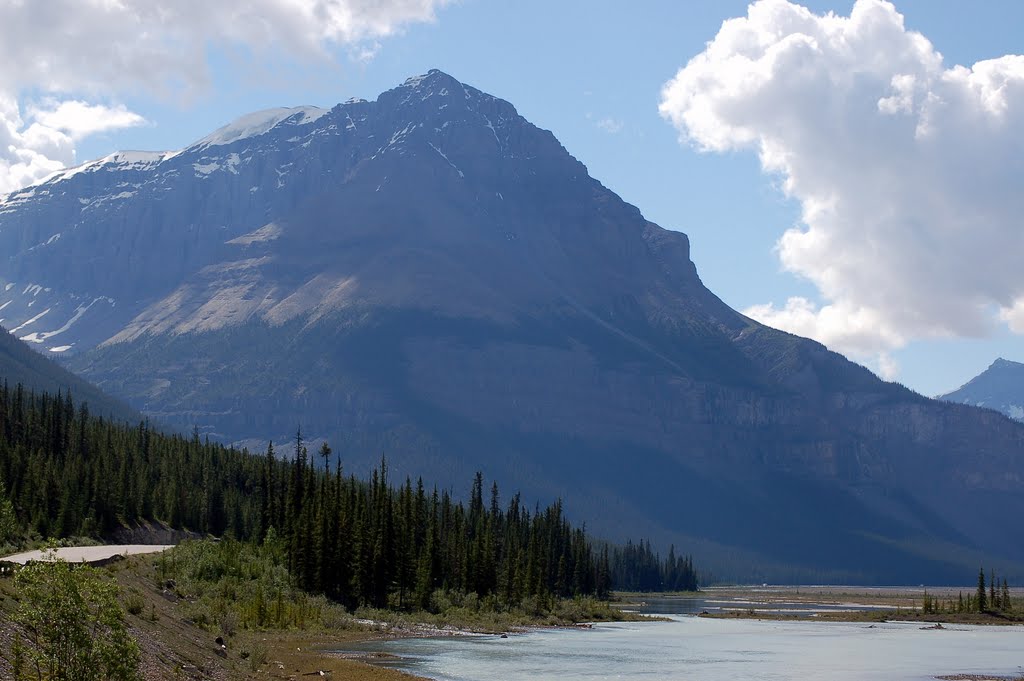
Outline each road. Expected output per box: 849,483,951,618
0,544,173,565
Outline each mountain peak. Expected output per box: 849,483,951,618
190,106,328,150
384,69,498,112
940,356,1024,421
400,69,462,91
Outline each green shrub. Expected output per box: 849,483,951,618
124,588,145,616
9,556,141,681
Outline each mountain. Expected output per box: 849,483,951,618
1,70,1023,582
0,326,136,422
940,358,1024,421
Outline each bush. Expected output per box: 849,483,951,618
241,641,268,671
124,588,145,616
220,611,239,638
9,556,141,681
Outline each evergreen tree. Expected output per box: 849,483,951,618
977,567,987,612
318,441,332,473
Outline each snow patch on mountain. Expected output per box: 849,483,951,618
42,150,178,185
11,308,50,333
19,298,105,344
194,161,221,176
191,107,327,149
428,143,464,178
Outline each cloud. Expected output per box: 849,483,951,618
29,101,146,141
999,299,1024,334
596,117,624,134
0,97,72,194
0,100,148,192
0,0,450,194
659,0,1024,372
0,0,452,95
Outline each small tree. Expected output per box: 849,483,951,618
318,441,332,473
0,474,20,547
10,555,141,681
921,590,933,614
976,567,987,613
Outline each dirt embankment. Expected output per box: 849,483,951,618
108,520,204,546
0,555,428,681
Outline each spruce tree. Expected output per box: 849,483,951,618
318,441,332,473
977,567,987,612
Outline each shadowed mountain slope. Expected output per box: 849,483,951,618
0,327,136,421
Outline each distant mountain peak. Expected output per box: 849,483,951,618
940,356,1024,421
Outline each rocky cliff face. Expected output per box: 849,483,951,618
1,71,1023,582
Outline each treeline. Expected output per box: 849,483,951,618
264,439,610,609
921,567,1018,617
610,538,697,592
0,383,261,541
0,382,706,612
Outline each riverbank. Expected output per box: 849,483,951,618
0,551,652,680
690,585,1024,625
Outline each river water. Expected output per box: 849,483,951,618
349,597,1024,680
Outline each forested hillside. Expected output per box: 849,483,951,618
0,382,694,609
0,327,136,423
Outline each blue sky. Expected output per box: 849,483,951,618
10,1,1024,396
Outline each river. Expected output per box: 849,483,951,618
347,596,1024,680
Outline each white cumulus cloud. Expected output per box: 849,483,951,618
0,97,72,194
0,0,450,194
659,0,1024,373
28,101,147,141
